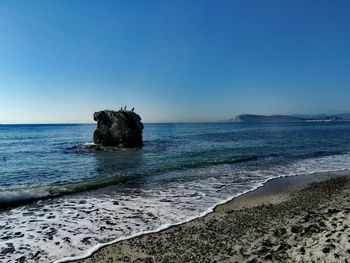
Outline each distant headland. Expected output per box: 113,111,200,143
221,113,350,123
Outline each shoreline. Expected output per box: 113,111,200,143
63,170,350,263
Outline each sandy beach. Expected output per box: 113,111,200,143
67,171,350,263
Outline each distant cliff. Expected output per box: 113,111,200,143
226,114,345,123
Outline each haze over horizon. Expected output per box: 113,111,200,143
1,0,350,124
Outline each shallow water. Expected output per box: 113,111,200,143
1,122,350,262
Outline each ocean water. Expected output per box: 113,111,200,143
1,122,350,262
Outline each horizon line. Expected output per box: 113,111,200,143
0,121,221,125
1,112,349,125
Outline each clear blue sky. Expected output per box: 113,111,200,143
1,0,350,123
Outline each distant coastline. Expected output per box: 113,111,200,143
221,113,350,123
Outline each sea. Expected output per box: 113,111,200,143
1,122,350,262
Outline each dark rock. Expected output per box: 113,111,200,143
290,225,301,233
63,237,71,243
262,240,272,246
32,251,41,259
81,237,91,245
259,247,269,254
277,242,289,252
280,227,287,235
303,214,311,222
327,208,340,214
304,224,322,234
14,232,24,238
1,246,15,255
16,256,26,263
322,246,330,253
93,109,144,148
46,227,57,240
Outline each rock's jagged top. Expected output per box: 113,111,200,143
93,109,144,148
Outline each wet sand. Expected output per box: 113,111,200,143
69,171,350,262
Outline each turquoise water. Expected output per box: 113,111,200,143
1,122,350,262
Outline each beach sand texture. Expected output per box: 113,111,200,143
70,173,350,263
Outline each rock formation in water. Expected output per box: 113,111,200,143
93,109,144,148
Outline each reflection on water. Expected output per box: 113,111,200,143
93,149,144,178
